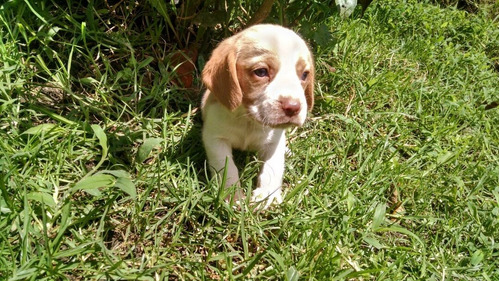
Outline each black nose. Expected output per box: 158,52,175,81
280,98,301,117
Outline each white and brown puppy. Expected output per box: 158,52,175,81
201,24,314,208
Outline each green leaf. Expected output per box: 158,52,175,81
367,77,379,87
22,123,56,135
90,124,109,173
376,226,424,246
114,177,136,198
26,192,56,207
51,203,71,249
137,137,164,163
372,203,386,230
363,236,385,249
286,266,300,281
470,250,484,266
23,0,48,24
437,151,454,165
9,267,38,281
80,77,99,85
312,23,334,47
137,57,154,70
71,174,115,196
29,106,77,126
0,98,17,113
346,191,355,212
99,169,130,178
53,242,94,259
91,124,108,157
0,198,11,214
47,26,61,39
97,170,136,198
268,250,285,270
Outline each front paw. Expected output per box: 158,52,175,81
251,187,283,209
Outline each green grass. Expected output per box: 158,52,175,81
0,0,498,280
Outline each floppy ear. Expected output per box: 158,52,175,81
202,39,242,111
305,59,315,111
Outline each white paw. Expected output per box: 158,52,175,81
251,187,283,209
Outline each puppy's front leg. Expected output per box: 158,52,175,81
203,136,243,203
252,131,286,209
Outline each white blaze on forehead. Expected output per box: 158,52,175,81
242,25,310,64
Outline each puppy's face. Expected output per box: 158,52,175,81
202,24,314,127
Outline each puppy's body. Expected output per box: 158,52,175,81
201,24,314,208
203,95,287,205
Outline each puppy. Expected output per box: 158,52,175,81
201,24,314,208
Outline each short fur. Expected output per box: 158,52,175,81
201,24,315,209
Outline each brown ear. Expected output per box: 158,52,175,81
202,39,242,111
305,61,315,111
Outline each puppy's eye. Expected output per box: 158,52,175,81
253,68,269,77
301,71,309,81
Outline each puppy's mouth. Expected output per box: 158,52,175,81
270,119,303,128
246,107,305,128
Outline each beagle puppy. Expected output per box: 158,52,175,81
201,24,314,208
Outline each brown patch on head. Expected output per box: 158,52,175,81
236,49,280,106
296,55,315,111
202,38,242,111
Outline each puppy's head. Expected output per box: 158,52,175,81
202,24,314,127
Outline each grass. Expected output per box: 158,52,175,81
0,0,498,280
